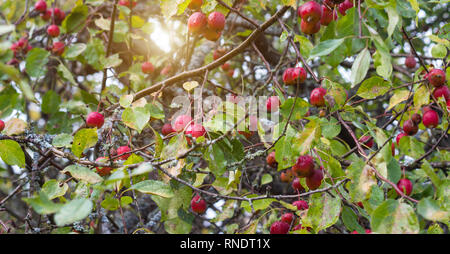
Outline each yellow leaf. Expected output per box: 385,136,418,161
182,81,199,92
4,118,28,135
387,89,410,111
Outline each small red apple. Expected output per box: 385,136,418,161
0,120,4,132
292,155,314,177
266,151,277,168
266,96,280,112
422,109,439,128
162,123,175,136
411,113,422,125
141,61,154,74
185,123,207,144
338,0,354,16
300,19,321,35
116,146,131,160
292,177,304,191
320,5,337,26
396,132,407,145
191,194,207,214
280,170,294,183
203,27,221,41
86,112,105,128
283,67,307,85
95,157,113,176
173,114,192,132
358,135,374,149
41,9,51,21
51,41,65,56
188,12,207,34
433,85,450,101
298,1,323,23
207,11,225,32
292,200,309,211
426,69,446,87
34,0,47,13
281,213,294,225
310,87,327,107
405,55,416,69
403,119,418,136
396,178,413,196
47,25,60,37
270,221,290,234
306,168,324,190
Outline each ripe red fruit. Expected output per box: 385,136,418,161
141,61,154,74
0,120,4,132
51,41,65,56
51,8,65,25
433,85,450,101
292,155,314,177
357,201,364,208
203,28,221,41
118,0,137,8
191,195,207,214
306,169,324,190
266,96,280,112
160,64,172,76
188,12,207,34
270,221,290,234
173,114,192,132
95,157,113,176
238,130,254,139
426,69,446,87
292,200,309,211
41,9,51,21
411,113,422,125
396,178,413,196
358,135,373,149
213,48,226,60
221,62,230,71
396,132,407,145
310,87,327,107
405,55,416,69
86,112,105,128
188,0,203,10
422,110,439,128
7,58,19,66
34,0,47,13
207,12,225,32
365,229,372,234
280,170,294,183
292,177,304,191
320,5,337,26
162,123,175,136
402,119,418,136
351,230,359,234
391,142,395,156
116,146,131,160
283,67,307,85
281,213,294,225
266,151,277,168
47,25,60,37
300,20,321,35
422,105,433,114
298,1,323,23
227,69,234,78
185,123,207,144
338,0,354,16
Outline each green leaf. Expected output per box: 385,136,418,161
0,24,15,35
386,6,399,38
308,38,345,60
387,89,410,111
294,35,314,59
119,94,134,108
52,133,73,148
72,128,98,158
128,180,174,198
348,159,377,202
357,76,391,99
417,198,449,223
280,98,309,121
62,4,89,34
350,48,371,87
241,196,276,213
121,107,150,133
42,90,61,115
303,192,341,232
0,140,25,167
57,63,78,87
341,206,365,232
101,53,122,68
206,143,227,177
386,158,401,184
261,174,273,185
293,119,321,156
431,44,447,58
25,48,50,78
420,160,442,188
371,199,419,234
54,198,93,226
398,135,425,159
62,165,103,184
413,85,430,109
41,180,69,200
22,192,62,215
63,43,86,59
